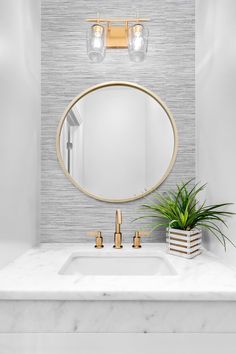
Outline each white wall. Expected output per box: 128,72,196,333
196,0,236,266
0,0,40,268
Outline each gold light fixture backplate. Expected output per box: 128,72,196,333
106,26,128,48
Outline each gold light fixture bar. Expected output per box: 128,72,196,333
86,18,150,23
86,18,150,48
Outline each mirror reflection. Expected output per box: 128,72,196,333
57,83,178,202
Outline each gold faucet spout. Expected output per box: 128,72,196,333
116,209,122,224
115,209,122,233
113,209,123,248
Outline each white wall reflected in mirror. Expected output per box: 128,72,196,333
58,84,178,202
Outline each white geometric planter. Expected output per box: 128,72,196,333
166,228,202,259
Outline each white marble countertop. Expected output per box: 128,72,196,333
0,243,236,301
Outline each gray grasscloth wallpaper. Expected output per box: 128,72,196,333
41,0,195,243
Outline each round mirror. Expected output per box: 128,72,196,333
56,82,178,202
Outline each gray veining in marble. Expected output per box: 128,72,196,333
41,0,195,242
1,300,236,333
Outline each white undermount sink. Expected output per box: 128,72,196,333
59,252,176,276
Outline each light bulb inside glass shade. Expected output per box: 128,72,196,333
128,24,148,62
87,24,106,63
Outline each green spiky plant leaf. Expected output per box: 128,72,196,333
135,180,235,251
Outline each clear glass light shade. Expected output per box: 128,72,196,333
128,24,148,62
87,24,106,63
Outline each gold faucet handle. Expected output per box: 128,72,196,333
132,231,149,248
87,231,101,237
87,231,104,248
139,231,150,237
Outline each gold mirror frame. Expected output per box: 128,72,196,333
56,81,178,203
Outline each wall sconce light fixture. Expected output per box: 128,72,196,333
86,16,149,63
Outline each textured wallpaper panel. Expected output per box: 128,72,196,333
41,0,195,243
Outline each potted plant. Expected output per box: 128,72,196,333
136,180,235,258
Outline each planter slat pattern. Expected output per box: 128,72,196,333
166,228,202,259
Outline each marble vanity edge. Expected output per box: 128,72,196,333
1,291,236,301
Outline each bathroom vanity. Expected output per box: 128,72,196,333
0,243,236,334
